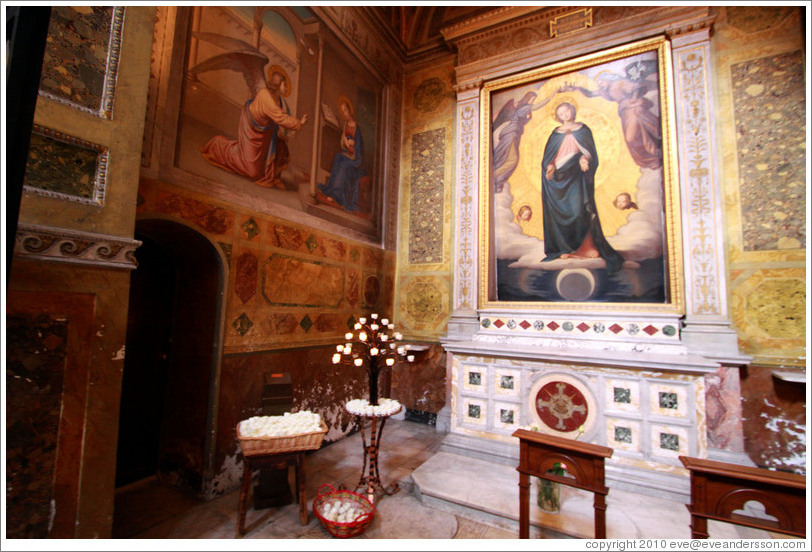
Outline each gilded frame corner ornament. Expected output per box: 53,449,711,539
478,36,684,314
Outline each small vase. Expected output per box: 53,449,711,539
536,478,561,513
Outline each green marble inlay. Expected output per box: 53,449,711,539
614,426,632,444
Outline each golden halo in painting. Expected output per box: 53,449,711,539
337,94,355,117
267,65,291,97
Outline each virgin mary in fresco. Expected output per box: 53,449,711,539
318,96,367,212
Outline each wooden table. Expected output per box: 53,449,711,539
679,455,806,538
237,451,307,537
512,429,613,539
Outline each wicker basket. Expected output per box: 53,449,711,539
312,484,375,538
237,419,328,456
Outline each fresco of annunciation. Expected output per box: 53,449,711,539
174,6,385,239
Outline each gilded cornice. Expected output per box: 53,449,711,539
15,223,141,270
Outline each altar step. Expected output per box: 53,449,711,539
409,450,778,540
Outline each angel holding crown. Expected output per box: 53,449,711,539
191,32,309,189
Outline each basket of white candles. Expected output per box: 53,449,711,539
312,484,375,538
237,410,328,456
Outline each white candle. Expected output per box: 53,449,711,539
354,323,362,330
370,348,379,356
354,358,363,367
345,332,353,340
359,332,367,342
389,343,396,349
397,347,405,355
371,313,378,320
407,355,415,362
359,317,366,324
395,332,403,340
343,346,351,354
336,344,343,352
370,323,378,331
381,318,389,326
332,354,340,364
386,358,395,366
380,334,388,341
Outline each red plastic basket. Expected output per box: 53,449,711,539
312,484,375,538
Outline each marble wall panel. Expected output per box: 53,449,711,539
38,6,122,118
5,315,67,538
408,128,446,264
24,127,107,205
730,49,805,251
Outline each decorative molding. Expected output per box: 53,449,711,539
14,223,141,270
452,79,483,95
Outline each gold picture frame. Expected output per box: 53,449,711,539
479,36,683,313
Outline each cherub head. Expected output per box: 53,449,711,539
516,205,532,222
614,192,638,210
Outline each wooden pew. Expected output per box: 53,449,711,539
679,455,806,538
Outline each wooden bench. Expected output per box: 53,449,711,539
679,455,806,538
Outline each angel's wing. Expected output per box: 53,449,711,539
189,32,269,98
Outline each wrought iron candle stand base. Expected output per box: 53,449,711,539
352,407,402,503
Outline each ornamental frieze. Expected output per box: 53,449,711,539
15,223,141,270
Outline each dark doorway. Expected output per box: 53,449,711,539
115,219,223,493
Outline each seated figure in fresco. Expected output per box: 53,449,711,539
318,97,367,212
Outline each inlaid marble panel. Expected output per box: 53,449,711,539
408,128,446,264
607,418,641,453
38,6,123,118
493,401,520,431
649,383,688,418
261,254,344,308
650,424,689,459
731,50,806,251
605,378,641,413
463,364,486,394
462,397,487,426
493,367,520,397
24,127,107,205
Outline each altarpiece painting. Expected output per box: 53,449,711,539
481,37,683,310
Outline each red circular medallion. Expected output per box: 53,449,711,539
535,380,588,432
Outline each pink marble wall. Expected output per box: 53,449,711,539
704,366,746,453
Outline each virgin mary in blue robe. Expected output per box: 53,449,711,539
540,117,624,274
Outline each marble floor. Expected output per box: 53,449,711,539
112,418,797,544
